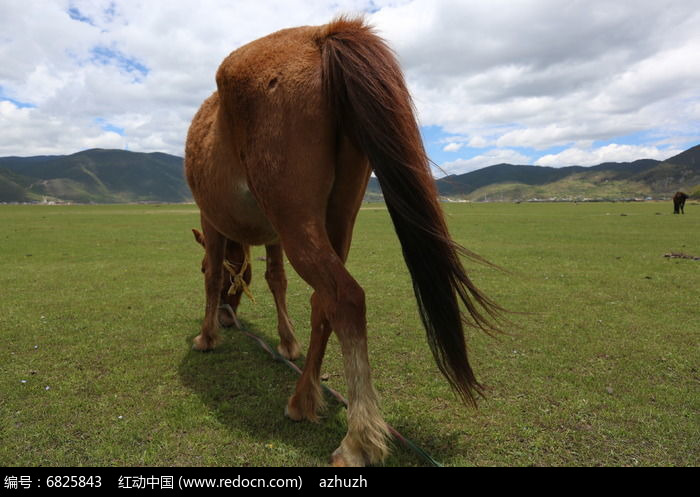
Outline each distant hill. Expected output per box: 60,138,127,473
366,144,700,201
2,144,699,204
0,149,190,203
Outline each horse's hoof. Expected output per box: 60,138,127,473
192,334,218,351
277,341,301,361
284,402,303,422
330,446,367,467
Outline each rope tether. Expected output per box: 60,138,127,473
223,249,256,303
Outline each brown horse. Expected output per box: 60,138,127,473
185,16,501,466
192,227,299,359
673,191,688,214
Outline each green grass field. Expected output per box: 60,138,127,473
1,202,698,466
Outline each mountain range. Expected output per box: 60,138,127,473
0,149,189,203
1,144,699,204
369,144,700,202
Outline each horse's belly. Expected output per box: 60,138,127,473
226,180,279,244
216,182,278,245
192,174,278,246
185,91,278,245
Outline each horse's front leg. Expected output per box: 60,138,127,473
193,219,226,351
265,244,300,360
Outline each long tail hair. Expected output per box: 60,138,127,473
318,16,504,406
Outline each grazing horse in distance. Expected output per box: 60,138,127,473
673,192,688,214
184,16,501,466
191,227,300,360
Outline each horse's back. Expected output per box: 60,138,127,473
216,25,321,104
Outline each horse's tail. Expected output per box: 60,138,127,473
318,16,504,406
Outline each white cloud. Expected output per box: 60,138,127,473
467,135,490,148
443,142,463,152
0,0,390,156
535,144,685,168
0,99,130,156
0,0,698,160
372,0,700,149
441,134,493,153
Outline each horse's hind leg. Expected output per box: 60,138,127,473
193,217,226,351
281,226,389,466
251,131,383,464
264,244,300,360
274,197,387,465
285,135,371,427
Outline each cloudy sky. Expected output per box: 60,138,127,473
1,0,699,174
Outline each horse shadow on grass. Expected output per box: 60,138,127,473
178,318,466,466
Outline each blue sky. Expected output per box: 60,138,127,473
0,87,36,109
89,46,149,80
1,0,699,174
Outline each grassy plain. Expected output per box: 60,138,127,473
1,201,698,466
